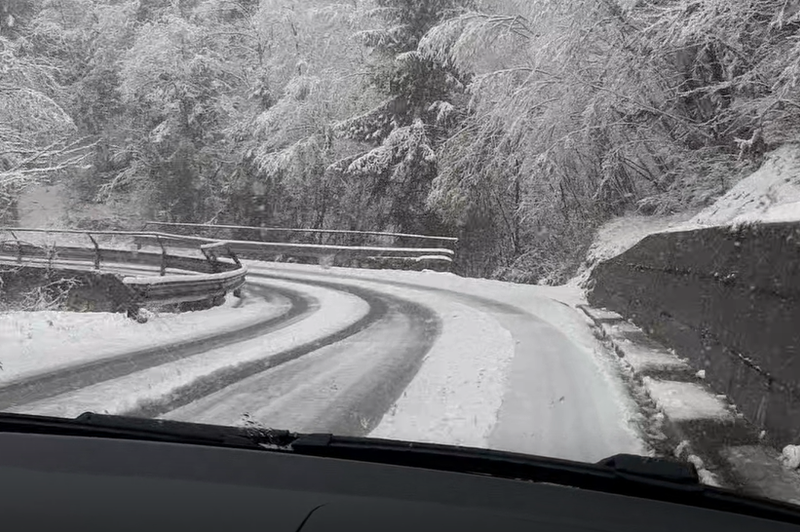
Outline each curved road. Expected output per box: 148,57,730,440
123,277,439,423
1,258,444,445
161,278,439,436
1,253,645,463
0,282,311,410
239,264,646,462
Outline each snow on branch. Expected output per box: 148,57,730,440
345,119,435,179
335,97,399,143
353,25,410,50
419,11,532,72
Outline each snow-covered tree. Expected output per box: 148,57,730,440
330,0,472,234
0,33,89,222
115,13,245,221
216,0,378,232
418,0,800,282
0,0,38,37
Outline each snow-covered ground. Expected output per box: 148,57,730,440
5,175,673,462
582,211,700,270
9,278,366,418
247,260,607,353
4,143,797,492
643,379,733,422
574,144,800,286
1,253,647,462
689,145,800,227
358,288,516,449
15,144,797,462
0,290,287,385
15,184,68,228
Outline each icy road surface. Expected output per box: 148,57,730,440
0,260,645,462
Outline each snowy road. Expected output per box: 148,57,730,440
0,283,309,409
1,255,646,462
243,265,646,462
162,281,439,436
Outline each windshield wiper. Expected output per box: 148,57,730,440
290,433,800,525
291,432,699,485
2,412,799,524
0,411,296,450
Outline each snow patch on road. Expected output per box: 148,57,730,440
370,300,515,449
0,287,286,385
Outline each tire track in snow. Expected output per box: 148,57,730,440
161,289,439,435
3,259,442,433
125,274,440,420
0,283,313,410
247,265,646,461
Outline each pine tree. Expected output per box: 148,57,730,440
334,0,472,234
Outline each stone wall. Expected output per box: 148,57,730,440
589,222,800,446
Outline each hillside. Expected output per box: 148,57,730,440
3,0,800,283
576,144,800,287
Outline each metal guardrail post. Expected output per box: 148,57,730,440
201,246,222,274
156,235,167,276
227,246,243,298
226,245,241,268
9,230,22,263
87,233,101,270
45,242,56,270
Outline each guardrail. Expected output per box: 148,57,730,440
134,224,456,270
141,221,459,249
0,228,247,312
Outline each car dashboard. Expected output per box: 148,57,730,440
1,429,799,532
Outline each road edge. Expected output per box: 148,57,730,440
578,304,800,504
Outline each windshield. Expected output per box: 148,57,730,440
2,0,800,510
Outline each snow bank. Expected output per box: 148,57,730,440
0,286,286,384
615,337,690,373
572,145,800,285
783,445,800,470
584,211,700,268
689,145,800,227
